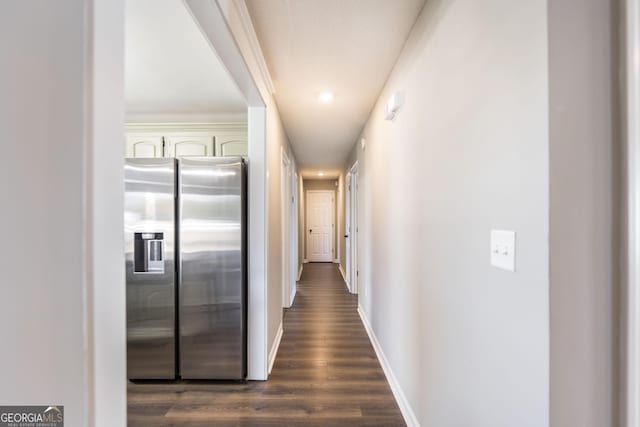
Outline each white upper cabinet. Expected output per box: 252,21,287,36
125,123,247,158
165,136,214,157
216,135,248,157
126,135,164,158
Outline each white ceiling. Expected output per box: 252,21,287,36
125,0,247,122
246,0,426,176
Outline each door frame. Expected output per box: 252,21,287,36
348,162,359,294
345,172,352,289
305,190,335,262
281,148,292,308
290,171,299,304
626,0,640,424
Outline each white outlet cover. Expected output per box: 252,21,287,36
490,230,516,272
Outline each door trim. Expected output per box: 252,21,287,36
290,171,298,305
335,175,342,264
349,161,359,294
306,190,335,262
626,0,640,424
281,148,291,308
345,172,352,289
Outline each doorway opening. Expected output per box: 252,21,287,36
124,0,272,385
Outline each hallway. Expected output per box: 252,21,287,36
128,263,404,426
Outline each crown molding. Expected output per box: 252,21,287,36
125,112,247,123
230,0,275,96
125,122,247,132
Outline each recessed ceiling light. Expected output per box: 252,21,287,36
318,171,325,176
318,92,334,103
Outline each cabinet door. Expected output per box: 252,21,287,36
126,135,163,158
165,136,214,157
215,136,248,157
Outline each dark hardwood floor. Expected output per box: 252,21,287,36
128,263,405,426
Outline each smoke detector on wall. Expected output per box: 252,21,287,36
384,91,404,121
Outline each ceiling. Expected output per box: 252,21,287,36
246,0,426,177
125,0,247,122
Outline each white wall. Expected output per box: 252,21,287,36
0,0,126,425
348,1,550,425
90,1,127,425
266,101,295,364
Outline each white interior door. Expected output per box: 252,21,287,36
306,191,333,262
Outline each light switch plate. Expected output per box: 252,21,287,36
490,230,516,272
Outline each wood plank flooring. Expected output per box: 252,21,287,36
128,263,405,426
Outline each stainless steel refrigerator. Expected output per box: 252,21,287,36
124,157,247,380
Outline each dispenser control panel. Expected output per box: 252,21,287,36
134,232,164,274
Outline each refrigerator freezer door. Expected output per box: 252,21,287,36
125,158,177,379
179,157,246,379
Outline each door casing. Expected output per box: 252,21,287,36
281,148,292,308
349,162,359,294
306,190,335,262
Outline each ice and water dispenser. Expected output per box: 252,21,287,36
134,232,165,274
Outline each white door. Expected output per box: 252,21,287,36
165,136,214,157
307,191,333,262
125,135,163,158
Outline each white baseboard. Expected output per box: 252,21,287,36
333,259,340,264
338,265,347,285
303,258,309,263
289,287,296,307
297,264,303,281
268,322,284,375
358,306,420,427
